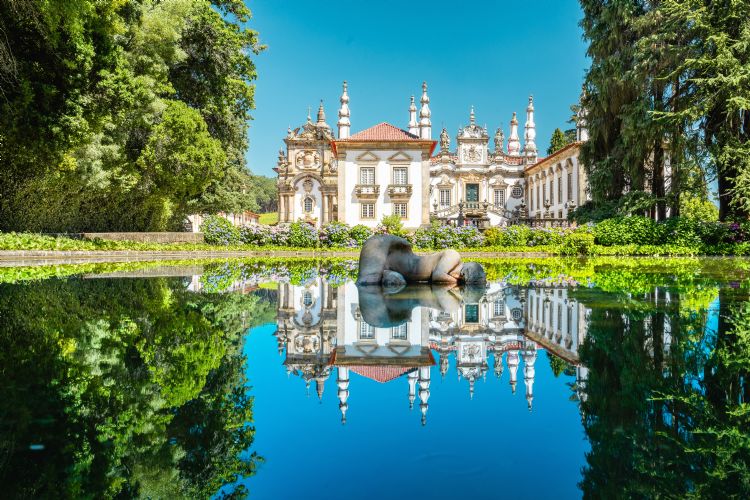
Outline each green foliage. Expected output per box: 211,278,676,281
485,225,532,246
558,231,595,256
593,216,662,246
0,0,265,232
681,195,719,222
376,214,408,238
287,221,319,248
349,224,373,245
200,216,241,245
0,276,266,497
547,128,570,155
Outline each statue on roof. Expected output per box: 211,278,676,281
494,127,505,153
439,128,450,152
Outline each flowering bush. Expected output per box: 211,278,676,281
319,221,355,247
454,224,485,247
411,221,456,249
485,225,532,246
200,215,240,245
527,227,568,246
269,224,291,245
349,224,373,245
287,221,319,247
240,224,273,245
410,222,484,249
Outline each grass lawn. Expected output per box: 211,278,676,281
258,212,278,225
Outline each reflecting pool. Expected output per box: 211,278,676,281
1,258,749,499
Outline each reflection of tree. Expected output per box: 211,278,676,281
576,285,750,498
0,277,274,498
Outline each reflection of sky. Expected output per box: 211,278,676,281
238,322,587,500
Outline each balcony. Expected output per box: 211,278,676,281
354,184,380,199
387,184,413,200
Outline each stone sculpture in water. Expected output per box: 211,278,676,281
356,234,486,288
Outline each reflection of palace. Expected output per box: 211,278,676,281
274,280,590,424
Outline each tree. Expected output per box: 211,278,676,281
0,0,265,232
547,128,570,155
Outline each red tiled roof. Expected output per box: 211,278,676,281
345,122,422,141
349,365,417,383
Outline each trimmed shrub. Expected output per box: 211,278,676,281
528,227,567,246
593,216,661,246
376,214,408,238
200,215,240,245
320,221,354,247
349,224,373,245
287,221,319,247
558,231,595,256
659,217,701,247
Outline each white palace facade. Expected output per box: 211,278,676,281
275,81,591,229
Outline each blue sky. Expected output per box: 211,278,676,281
245,0,589,177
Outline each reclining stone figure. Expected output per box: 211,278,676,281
355,234,486,287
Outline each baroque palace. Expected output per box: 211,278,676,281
274,81,590,229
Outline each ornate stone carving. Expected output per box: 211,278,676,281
303,178,313,193
296,150,321,169
463,145,482,163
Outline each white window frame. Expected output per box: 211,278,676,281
493,189,505,208
391,323,408,340
303,196,313,213
361,203,375,219
359,321,375,340
393,202,407,219
360,167,375,185
392,166,408,185
439,188,451,208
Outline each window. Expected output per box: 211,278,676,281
530,186,534,210
493,189,505,208
567,172,573,200
536,185,540,209
393,203,407,218
303,196,313,213
466,183,479,202
511,185,523,198
557,303,562,330
439,188,451,208
393,166,408,185
567,306,573,331
361,203,375,219
542,183,547,205
391,323,408,340
494,299,505,317
360,167,375,185
303,291,313,307
465,304,479,323
558,175,563,202
551,177,555,204
359,322,375,340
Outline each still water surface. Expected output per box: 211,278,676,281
0,259,748,499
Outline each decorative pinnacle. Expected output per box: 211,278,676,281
511,111,518,124
317,100,326,123
307,106,312,122
470,105,475,124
